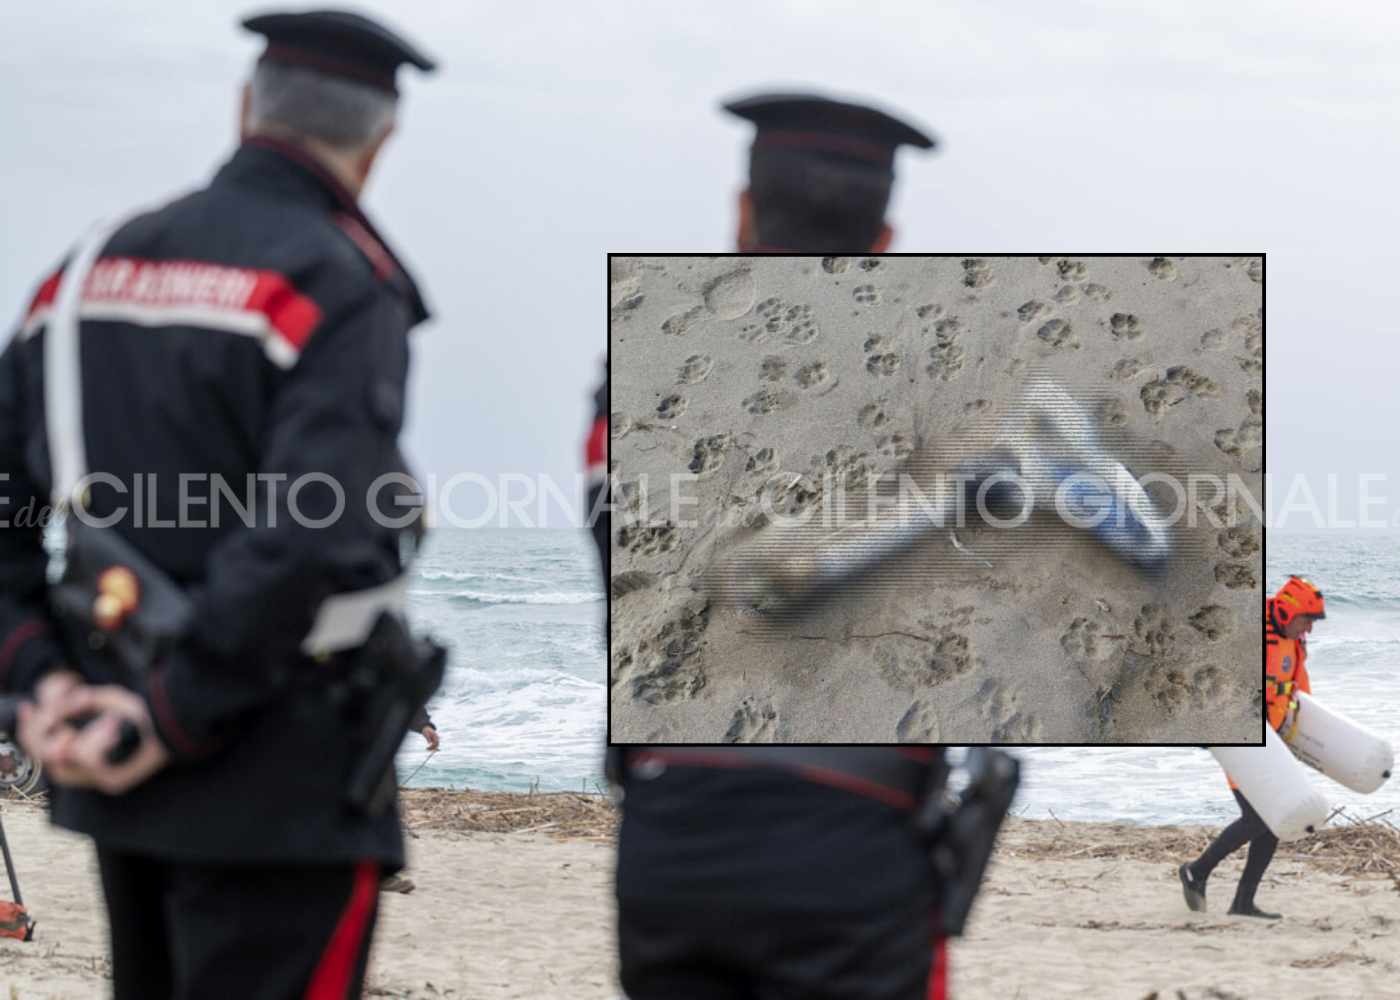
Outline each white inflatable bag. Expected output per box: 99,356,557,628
1210,727,1328,841
1287,691,1394,795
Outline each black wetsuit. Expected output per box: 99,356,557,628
1184,790,1280,915
615,747,947,1000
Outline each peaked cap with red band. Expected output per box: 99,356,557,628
723,91,935,173
242,8,436,95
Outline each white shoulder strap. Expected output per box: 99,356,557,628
44,220,122,510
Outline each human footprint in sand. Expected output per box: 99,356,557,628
1180,576,1325,919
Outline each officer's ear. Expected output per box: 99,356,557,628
870,224,893,254
355,121,396,186
737,189,755,250
239,82,253,142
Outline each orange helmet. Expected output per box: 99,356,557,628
1273,576,1325,626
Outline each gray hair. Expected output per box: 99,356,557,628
247,60,396,154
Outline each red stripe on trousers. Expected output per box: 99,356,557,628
928,933,947,1000
305,861,380,1000
586,416,607,467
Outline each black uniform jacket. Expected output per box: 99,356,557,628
616,747,940,913
0,136,429,865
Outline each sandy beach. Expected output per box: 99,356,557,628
609,255,1263,743
3,790,1397,1000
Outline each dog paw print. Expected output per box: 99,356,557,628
821,256,851,274
1188,605,1236,641
657,394,687,420
677,354,714,385
1109,313,1144,341
1133,605,1175,657
1147,257,1177,281
1037,319,1080,349
962,258,995,289
853,284,882,305
867,353,901,376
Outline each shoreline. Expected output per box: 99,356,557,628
2,789,1396,998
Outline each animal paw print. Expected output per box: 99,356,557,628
1133,605,1175,657
1111,359,1143,380
1140,366,1220,415
1097,398,1130,426
657,394,687,419
760,356,788,381
853,284,882,305
611,412,632,438
1057,260,1089,282
964,399,993,415
618,523,679,556
689,434,732,473
863,334,887,353
1061,618,1126,664
677,354,713,385
723,698,778,743
794,361,829,389
1245,258,1262,283
737,323,768,344
916,304,945,320
1109,313,1144,341
1217,522,1260,557
1188,605,1236,641
821,256,851,273
1082,283,1111,302
859,258,883,271
745,447,778,474
1018,301,1053,323
867,353,901,376
783,304,819,344
1214,414,1261,470
1214,563,1258,589
1142,662,1192,712
756,296,789,332
1054,284,1081,304
1200,329,1227,351
817,445,877,488
765,474,819,517
858,404,888,429
976,680,1041,743
1247,389,1261,415
896,701,941,742
962,258,995,289
877,434,914,460
743,389,789,415
1147,257,1177,281
629,603,710,704
927,342,965,379
661,306,703,336
874,629,980,691
1037,319,1080,349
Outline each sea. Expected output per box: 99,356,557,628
395,528,607,793
1015,534,1400,827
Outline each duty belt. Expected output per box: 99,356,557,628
624,747,933,810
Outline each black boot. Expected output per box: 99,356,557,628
1227,900,1281,919
1179,864,1207,912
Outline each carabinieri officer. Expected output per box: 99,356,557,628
0,10,438,997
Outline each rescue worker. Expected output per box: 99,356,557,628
0,10,436,996
614,748,951,1000
1179,575,1324,920
722,91,936,253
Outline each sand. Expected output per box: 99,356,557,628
4,793,1397,1000
608,255,1264,743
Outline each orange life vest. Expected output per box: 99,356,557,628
1228,599,1311,790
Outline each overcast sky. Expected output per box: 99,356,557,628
2,1,1393,528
